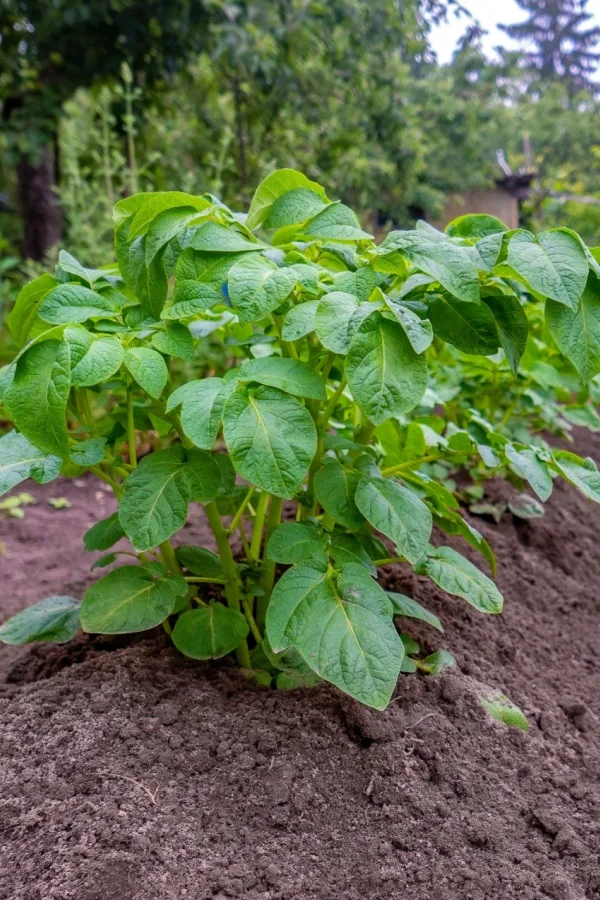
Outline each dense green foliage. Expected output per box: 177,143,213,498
1,170,600,709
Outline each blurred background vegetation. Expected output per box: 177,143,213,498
2,0,600,320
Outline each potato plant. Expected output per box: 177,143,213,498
1,172,600,709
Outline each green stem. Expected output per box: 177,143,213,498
204,501,251,668
241,594,263,644
185,575,227,585
77,389,95,434
90,466,122,498
372,556,405,567
318,377,347,432
355,420,376,445
227,485,255,535
249,491,269,563
159,539,183,576
126,386,137,467
382,454,440,478
256,496,283,629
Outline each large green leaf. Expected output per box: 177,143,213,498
127,191,213,240
175,545,224,579
4,339,70,457
345,313,427,424
38,283,119,325
267,522,328,567
415,547,503,614
175,249,250,288
124,347,169,399
8,274,58,345
266,563,404,709
115,219,168,319
546,278,600,382
551,451,600,502
428,294,499,355
263,187,328,229
387,592,443,632
80,565,178,633
0,596,80,645
161,281,222,319
313,458,365,529
315,291,360,354
119,446,222,551
282,300,319,340
506,229,588,310
166,377,226,450
228,255,297,325
384,297,433,354
445,213,508,239
305,203,372,241
172,603,249,660
505,445,553,502
66,327,124,386
377,230,480,303
223,384,317,499
329,532,376,574
144,206,198,264
189,222,263,253
247,168,329,231
151,323,194,360
483,293,528,374
83,512,125,552
355,474,432,564
236,357,326,400
0,430,61,497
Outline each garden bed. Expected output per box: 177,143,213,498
1,439,599,900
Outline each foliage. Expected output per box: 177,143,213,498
1,171,600,709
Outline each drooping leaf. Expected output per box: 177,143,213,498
144,206,198,264
115,220,168,319
0,596,80,645
345,313,427,424
355,474,432,564
38,283,119,325
387,592,443,632
166,378,226,450
505,444,553,502
377,231,480,303
80,565,177,633
151,323,194,360
415,547,503,614
483,293,528,374
428,294,499,355
266,563,404,710
124,347,169,399
83,512,126,552
127,191,213,240
384,297,433,354
546,277,600,382
506,229,588,310
223,384,317,499
8,274,59,345
0,430,61,497
247,168,329,231
479,689,529,731
4,339,71,457
282,300,319,340
66,327,124,386
267,522,328,567
228,255,297,325
236,357,326,400
175,545,224,579
172,603,249,660
551,451,600,502
313,458,365,530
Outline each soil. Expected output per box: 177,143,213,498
1,437,600,900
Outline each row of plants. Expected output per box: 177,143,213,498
1,169,600,710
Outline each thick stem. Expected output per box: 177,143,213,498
126,386,137,467
159,540,183,576
256,496,283,630
205,501,251,668
355,420,376,445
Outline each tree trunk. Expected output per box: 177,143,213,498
16,143,61,261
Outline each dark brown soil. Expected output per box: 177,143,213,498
1,439,600,900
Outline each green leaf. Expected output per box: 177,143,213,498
445,213,508,239
166,377,226,449
378,231,480,303
237,357,326,400
355,474,432,564
305,203,372,241
315,291,360,354
175,545,224,579
124,347,169,399
144,206,198,264
546,278,600,382
176,249,249,289
80,566,177,633
551,451,600,502
479,690,528,731
428,295,499,355
329,532,375,574
65,327,124,386
387,592,443,632
190,222,263,254
282,300,319,340
70,437,107,467
563,404,600,430
263,187,328,228
384,297,433,354
8,274,58,345
430,504,496,574
0,596,80,645
116,219,168,320
415,547,503,614
313,458,365,530
247,169,329,231
506,229,588,310
266,563,404,710
151,323,194,360
223,384,317,499
505,445,553,502
83,512,125,552
161,281,222,319
119,446,222,551
228,255,297,325
128,191,213,240
38,283,119,325
508,493,544,519
420,649,456,675
172,603,249,660
346,313,427,425
483,294,528,374
0,430,61,497
4,339,70,457
267,522,328,567
331,266,377,301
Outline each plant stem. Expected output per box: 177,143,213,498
382,454,440,477
241,594,263,644
204,500,251,668
318,377,347,431
355,420,376,445
372,556,405,567
90,466,122,498
257,495,283,629
185,575,227,585
159,540,183,576
227,485,255,535
249,491,269,562
126,386,137,467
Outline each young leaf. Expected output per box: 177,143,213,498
124,347,169,399
0,596,80,645
415,547,503,614
4,339,71,458
237,357,326,400
119,446,222,551
247,168,329,231
267,522,328,567
551,451,600,502
172,604,249,660
546,278,600,382
228,255,297,325
479,690,529,731
387,592,444,632
420,648,456,675
282,300,319,341
70,437,107,467
266,563,404,710
483,294,528,374
175,545,224,579
66,327,124,386
80,565,177,633
346,313,427,424
355,474,432,564
0,430,61,497
313,458,365,530
38,283,119,325
428,295,499,355
151,323,194,360
223,384,317,499
83,512,125,552
314,291,359,354
166,378,226,450
506,229,588,310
